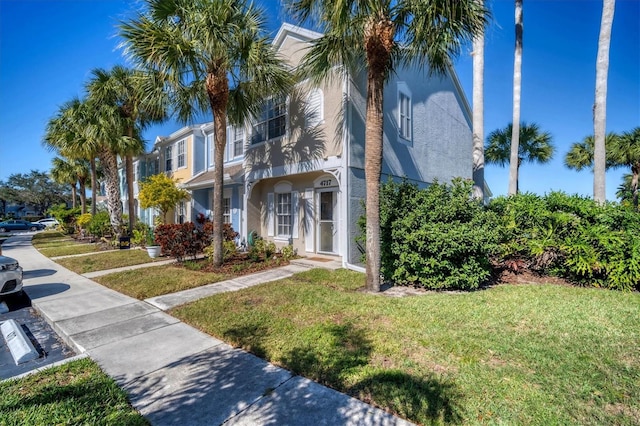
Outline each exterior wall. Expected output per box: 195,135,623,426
345,65,473,265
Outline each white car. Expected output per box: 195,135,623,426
0,255,23,297
35,218,60,228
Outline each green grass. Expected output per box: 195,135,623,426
93,264,229,299
0,358,147,425
171,269,640,425
56,249,163,274
32,230,106,257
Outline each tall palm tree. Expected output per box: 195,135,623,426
86,66,168,234
608,127,640,208
472,0,486,200
485,122,554,193
593,0,616,203
120,0,292,267
508,0,524,196
50,157,79,210
287,0,489,291
44,98,101,215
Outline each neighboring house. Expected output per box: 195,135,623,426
126,23,477,268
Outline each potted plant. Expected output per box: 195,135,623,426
145,228,161,258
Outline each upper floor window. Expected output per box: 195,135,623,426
251,96,286,144
177,140,186,168
398,91,412,141
232,127,244,158
165,146,173,171
306,88,324,128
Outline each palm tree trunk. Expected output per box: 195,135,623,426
98,148,124,237
70,184,77,209
632,163,639,209
208,71,229,268
78,177,87,214
508,0,523,196
126,154,136,235
90,157,97,216
472,0,485,201
593,0,615,204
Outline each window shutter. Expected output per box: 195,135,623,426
267,192,274,237
304,189,314,252
306,89,323,128
292,191,299,239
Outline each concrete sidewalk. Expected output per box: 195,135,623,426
3,234,412,426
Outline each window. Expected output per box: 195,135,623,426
276,193,291,237
251,97,286,144
207,134,214,168
222,197,231,224
306,89,323,128
232,127,244,158
177,140,185,168
398,92,411,141
165,146,172,171
134,163,139,182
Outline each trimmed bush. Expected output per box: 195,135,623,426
372,178,500,290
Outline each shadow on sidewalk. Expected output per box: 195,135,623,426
24,283,71,300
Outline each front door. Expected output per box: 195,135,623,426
318,190,338,253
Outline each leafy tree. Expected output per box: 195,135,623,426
138,174,189,223
593,0,616,203
2,171,68,215
287,0,489,291
120,0,292,267
50,156,90,213
485,122,555,193
508,0,524,196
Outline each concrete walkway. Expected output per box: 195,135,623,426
3,235,412,426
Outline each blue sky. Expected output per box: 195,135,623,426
0,0,638,201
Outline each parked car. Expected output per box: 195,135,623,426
0,255,23,297
35,218,60,228
0,220,46,232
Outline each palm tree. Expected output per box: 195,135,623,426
608,127,640,208
287,0,489,291
472,0,486,200
485,122,554,193
616,173,634,208
508,0,524,196
564,133,619,172
44,98,101,215
120,0,292,267
593,0,616,203
50,157,79,209
86,66,168,234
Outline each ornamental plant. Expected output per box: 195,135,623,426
138,174,189,223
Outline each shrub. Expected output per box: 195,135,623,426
248,238,275,262
369,178,500,290
155,222,206,262
489,192,640,291
223,240,237,261
76,213,93,231
88,211,112,238
280,244,296,261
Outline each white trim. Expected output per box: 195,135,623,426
397,82,412,145
292,191,299,239
273,23,323,49
267,192,274,237
304,188,315,252
246,156,342,182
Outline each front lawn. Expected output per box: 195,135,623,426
93,263,230,299
0,358,147,425
32,231,106,257
56,249,164,274
171,269,640,425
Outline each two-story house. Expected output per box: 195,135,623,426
127,22,476,268
243,23,474,266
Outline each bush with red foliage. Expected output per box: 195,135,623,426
155,221,240,262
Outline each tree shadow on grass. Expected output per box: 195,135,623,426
223,320,462,424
